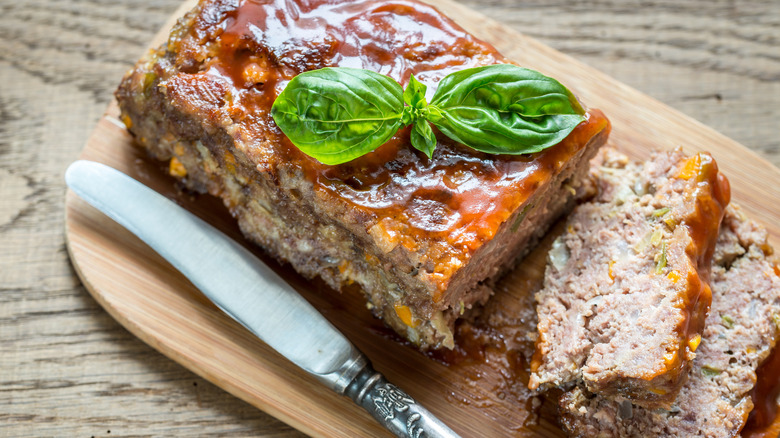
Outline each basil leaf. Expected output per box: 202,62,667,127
403,74,437,157
429,64,586,154
271,67,404,165
411,119,437,158
270,64,589,163
404,74,428,110
432,64,585,116
402,74,429,126
431,109,585,154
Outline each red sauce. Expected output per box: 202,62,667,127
743,343,780,437
427,318,544,426
165,0,609,290
677,153,731,363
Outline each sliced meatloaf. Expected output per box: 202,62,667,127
115,0,610,349
558,204,780,437
529,148,730,407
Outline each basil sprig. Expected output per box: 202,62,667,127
271,64,585,165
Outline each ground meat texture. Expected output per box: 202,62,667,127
530,148,730,407
115,0,610,350
558,204,780,437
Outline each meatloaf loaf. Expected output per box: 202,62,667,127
115,0,610,349
558,204,780,437
529,148,730,407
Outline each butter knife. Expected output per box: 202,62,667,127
65,160,460,438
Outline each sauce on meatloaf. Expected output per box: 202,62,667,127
167,0,609,295
744,343,780,437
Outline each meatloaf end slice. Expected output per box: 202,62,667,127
529,148,730,407
115,0,611,350
558,204,780,438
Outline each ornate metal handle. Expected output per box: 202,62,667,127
315,351,461,438
346,362,460,437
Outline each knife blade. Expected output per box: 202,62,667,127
65,160,460,438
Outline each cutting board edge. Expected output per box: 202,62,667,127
63,191,341,438
64,0,780,436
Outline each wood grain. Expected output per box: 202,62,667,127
2,0,778,436
67,0,780,436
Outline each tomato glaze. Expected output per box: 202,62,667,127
166,0,609,285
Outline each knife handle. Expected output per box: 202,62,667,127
342,358,461,438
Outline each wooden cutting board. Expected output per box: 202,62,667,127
64,0,780,436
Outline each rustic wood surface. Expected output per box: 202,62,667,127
2,0,778,437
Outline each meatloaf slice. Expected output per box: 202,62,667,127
529,148,730,407
115,0,610,349
558,204,780,437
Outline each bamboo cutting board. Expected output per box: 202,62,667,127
64,0,780,436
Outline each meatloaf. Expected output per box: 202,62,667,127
115,0,610,349
529,148,730,407
558,204,780,437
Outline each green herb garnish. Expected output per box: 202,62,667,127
721,314,735,329
655,241,668,274
271,64,586,165
701,365,722,377
511,202,535,233
652,207,670,217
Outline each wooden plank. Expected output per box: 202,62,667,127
65,0,780,436
3,0,778,436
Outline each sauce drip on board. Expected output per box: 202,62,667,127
166,0,609,286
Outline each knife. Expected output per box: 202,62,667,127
65,160,460,438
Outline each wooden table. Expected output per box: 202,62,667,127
2,0,778,436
